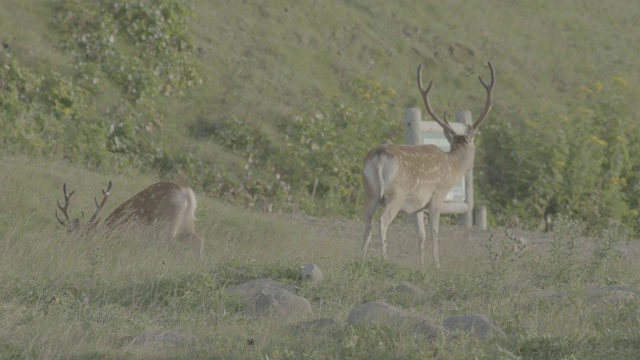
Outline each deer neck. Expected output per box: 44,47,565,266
447,142,475,177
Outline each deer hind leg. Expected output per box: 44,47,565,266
378,197,403,259
414,211,427,266
361,195,379,259
181,187,198,235
181,187,203,256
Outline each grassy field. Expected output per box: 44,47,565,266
2,157,640,359
2,1,640,358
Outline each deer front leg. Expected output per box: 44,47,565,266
428,197,444,268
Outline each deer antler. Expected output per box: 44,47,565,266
471,61,495,130
417,64,456,134
88,180,113,225
56,183,76,226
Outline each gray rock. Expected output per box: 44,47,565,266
550,285,636,305
228,278,298,295
301,264,323,282
412,320,451,341
443,315,506,339
584,285,636,305
347,301,421,328
228,278,311,318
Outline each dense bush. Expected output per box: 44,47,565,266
478,77,640,232
58,0,201,103
0,52,102,164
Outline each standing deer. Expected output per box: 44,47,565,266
361,62,495,267
56,181,200,250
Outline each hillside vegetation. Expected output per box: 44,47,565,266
1,1,640,228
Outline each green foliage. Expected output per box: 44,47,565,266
0,51,108,165
585,219,625,280
542,215,584,285
523,215,622,287
0,0,201,171
282,79,401,215
58,0,201,103
478,77,640,232
203,117,270,157
482,228,526,287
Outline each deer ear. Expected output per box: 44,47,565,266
443,127,455,144
464,125,475,142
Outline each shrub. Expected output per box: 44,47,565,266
282,79,401,215
477,77,640,232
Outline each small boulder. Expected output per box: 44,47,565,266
301,264,323,282
584,285,636,305
412,320,451,341
228,278,311,318
347,301,421,328
443,315,506,339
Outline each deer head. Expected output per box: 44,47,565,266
56,181,112,233
417,62,495,145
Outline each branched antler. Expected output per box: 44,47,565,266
56,183,76,226
417,64,456,134
417,62,496,132
88,180,113,225
472,61,496,130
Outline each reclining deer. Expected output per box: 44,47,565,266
361,62,495,267
56,181,200,251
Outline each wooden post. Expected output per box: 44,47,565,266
473,205,488,230
404,107,421,145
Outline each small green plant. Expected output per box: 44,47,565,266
544,215,584,285
584,219,625,281
482,227,527,287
